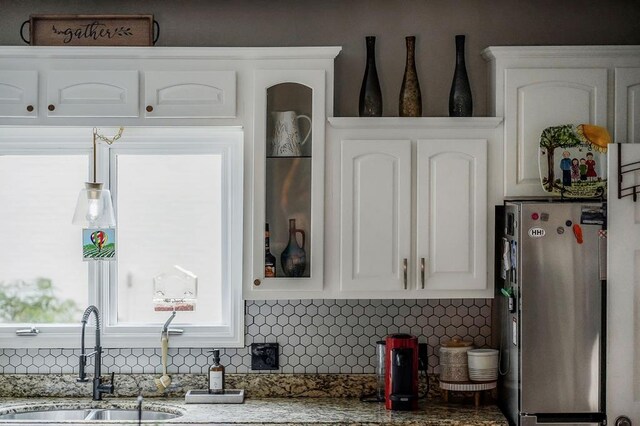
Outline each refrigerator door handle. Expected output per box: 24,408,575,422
598,230,607,281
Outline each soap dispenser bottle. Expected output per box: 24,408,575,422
208,349,225,394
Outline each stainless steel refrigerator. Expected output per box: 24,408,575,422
497,200,606,425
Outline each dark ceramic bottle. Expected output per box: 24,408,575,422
399,36,422,117
280,218,306,277
448,35,473,117
359,36,383,117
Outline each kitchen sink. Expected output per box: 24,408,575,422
0,407,181,421
0,409,90,421
87,409,180,421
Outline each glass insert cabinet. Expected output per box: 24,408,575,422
248,69,327,298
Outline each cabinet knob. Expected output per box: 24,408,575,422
146,105,154,112
47,104,55,111
616,416,632,426
26,105,34,112
253,279,261,286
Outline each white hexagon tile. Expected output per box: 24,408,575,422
0,299,491,375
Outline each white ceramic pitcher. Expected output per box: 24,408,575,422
271,111,312,157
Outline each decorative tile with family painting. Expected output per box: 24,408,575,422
538,124,610,198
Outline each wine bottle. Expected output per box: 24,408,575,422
359,36,383,117
265,223,276,277
448,35,473,117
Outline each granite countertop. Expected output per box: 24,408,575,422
0,397,507,425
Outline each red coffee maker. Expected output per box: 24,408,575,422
385,334,419,411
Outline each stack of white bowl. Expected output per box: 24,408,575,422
467,349,499,382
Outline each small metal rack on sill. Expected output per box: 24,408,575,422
617,143,640,202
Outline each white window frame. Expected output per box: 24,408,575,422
0,127,244,349
0,127,93,349
102,127,244,348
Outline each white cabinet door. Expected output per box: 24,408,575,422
607,143,640,422
0,71,37,118
246,69,326,299
144,71,236,118
47,70,139,117
504,68,607,196
415,139,487,293
615,68,640,144
340,139,411,292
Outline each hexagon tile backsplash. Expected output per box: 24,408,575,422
0,299,491,375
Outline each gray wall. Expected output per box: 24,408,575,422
1,0,638,117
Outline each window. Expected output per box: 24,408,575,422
115,154,223,325
0,154,89,324
0,127,244,348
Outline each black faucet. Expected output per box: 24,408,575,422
77,305,115,400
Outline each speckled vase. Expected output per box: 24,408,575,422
448,35,473,117
399,36,422,117
359,36,383,117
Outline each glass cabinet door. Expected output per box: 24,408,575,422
249,70,325,297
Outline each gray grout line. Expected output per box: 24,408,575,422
0,299,491,375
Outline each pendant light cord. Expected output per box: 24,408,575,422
92,127,124,183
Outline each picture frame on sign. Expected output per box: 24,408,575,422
538,124,610,199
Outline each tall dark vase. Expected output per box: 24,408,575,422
399,36,422,117
280,218,306,277
359,36,383,117
448,35,473,117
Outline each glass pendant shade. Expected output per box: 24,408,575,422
72,182,116,227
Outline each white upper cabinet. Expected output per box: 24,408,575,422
0,46,345,301
340,139,411,293
615,68,640,144
247,70,326,297
144,71,236,118
47,70,139,117
327,118,502,299
243,52,340,300
483,45,640,197
415,139,487,292
0,46,341,127
503,68,606,197
0,70,37,118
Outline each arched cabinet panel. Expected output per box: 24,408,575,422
504,68,607,196
0,71,37,118
47,70,139,117
416,139,487,292
340,140,412,292
144,71,236,118
615,68,640,144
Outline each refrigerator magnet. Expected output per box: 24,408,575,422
580,206,605,225
528,227,546,238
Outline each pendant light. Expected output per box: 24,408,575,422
72,127,123,228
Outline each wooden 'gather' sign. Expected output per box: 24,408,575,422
20,14,158,46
